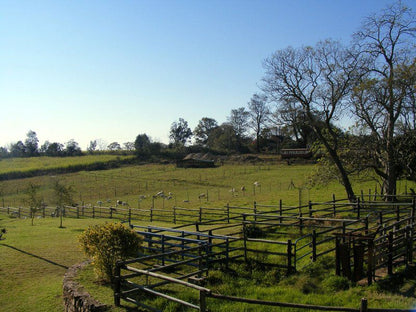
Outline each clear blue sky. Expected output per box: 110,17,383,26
1,0,413,149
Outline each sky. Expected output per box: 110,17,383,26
1,0,415,150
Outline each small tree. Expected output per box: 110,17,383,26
25,183,43,226
52,180,75,228
79,222,142,284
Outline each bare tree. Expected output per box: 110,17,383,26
247,93,270,152
352,1,416,197
262,39,362,200
228,107,249,152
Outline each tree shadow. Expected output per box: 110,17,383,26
0,243,69,269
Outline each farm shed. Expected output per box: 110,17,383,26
176,153,216,168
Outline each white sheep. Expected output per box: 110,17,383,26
155,191,164,197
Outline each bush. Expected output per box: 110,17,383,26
79,222,142,284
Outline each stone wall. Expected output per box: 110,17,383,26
63,261,110,312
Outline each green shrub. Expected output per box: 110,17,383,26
322,275,350,292
79,222,142,284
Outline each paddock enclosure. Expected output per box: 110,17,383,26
2,192,413,311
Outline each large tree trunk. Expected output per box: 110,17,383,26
329,148,356,201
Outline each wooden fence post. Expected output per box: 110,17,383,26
199,290,207,312
148,228,152,249
299,212,303,235
114,262,121,307
364,217,369,236
342,222,346,243
396,205,400,222
198,243,203,278
279,199,283,223
76,206,79,219
360,298,368,312
199,207,202,223
150,206,153,222
367,240,374,285
226,238,229,269
161,235,165,266
128,208,132,226
253,201,257,222
312,230,317,262
388,231,393,275
287,240,293,275
332,194,336,217
335,237,341,276
92,206,95,219
308,201,313,218
173,206,176,224
243,215,247,263
406,226,413,265
226,203,230,223
357,198,361,219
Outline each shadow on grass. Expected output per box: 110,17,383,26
0,243,69,269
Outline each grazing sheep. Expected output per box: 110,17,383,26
117,200,123,205
97,201,103,206
241,186,246,192
183,200,189,203
254,181,261,187
198,193,206,199
139,195,146,200
155,191,164,197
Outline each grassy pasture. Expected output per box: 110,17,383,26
1,161,408,213
0,155,132,175
1,158,416,310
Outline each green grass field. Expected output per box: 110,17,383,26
0,155,132,175
1,157,416,311
2,159,409,212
